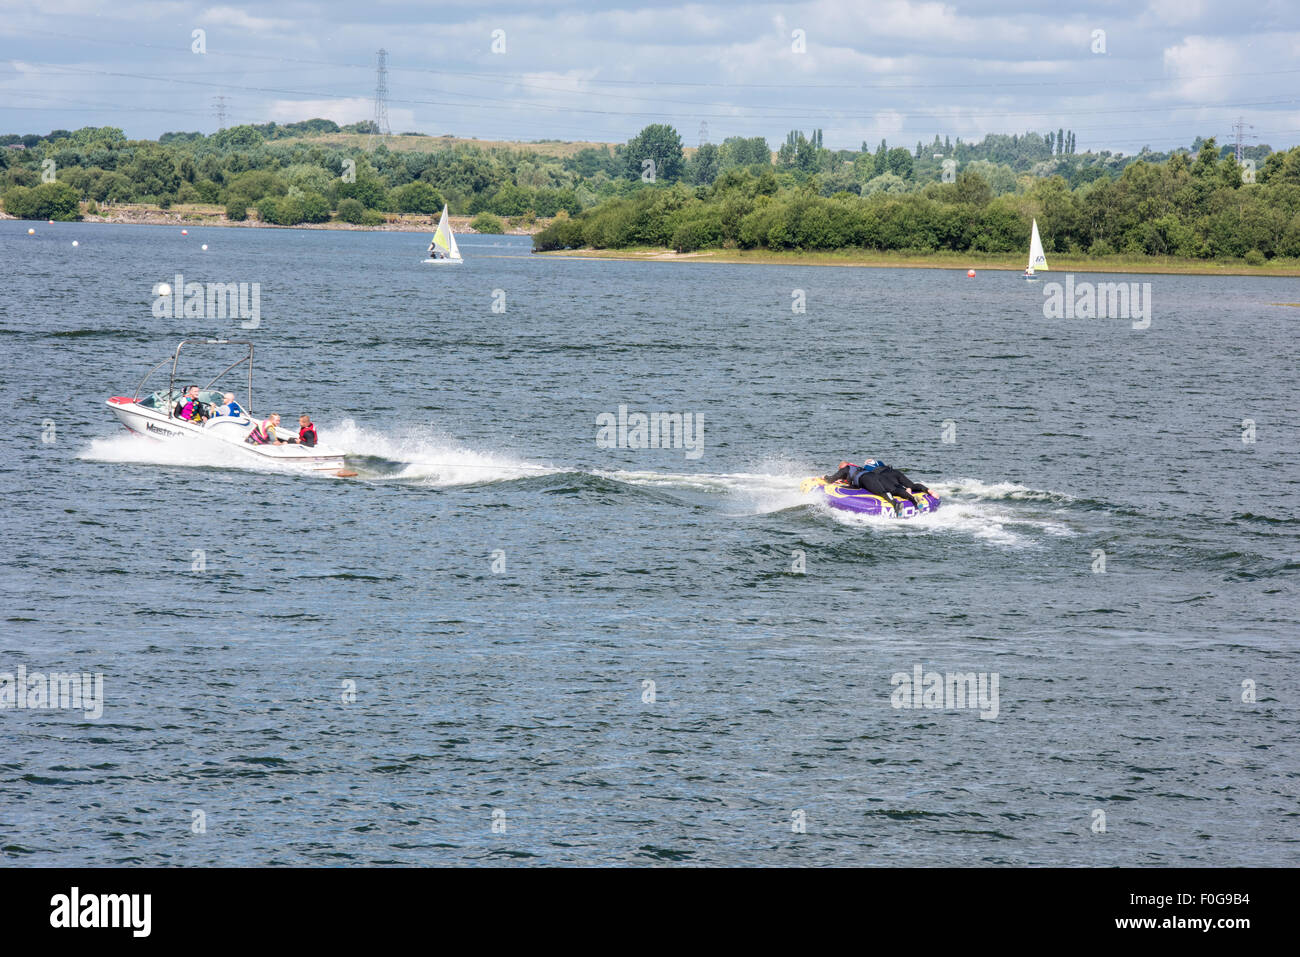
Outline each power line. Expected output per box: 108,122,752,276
25,62,1300,125
14,26,1300,94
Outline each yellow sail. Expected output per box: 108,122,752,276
427,204,461,260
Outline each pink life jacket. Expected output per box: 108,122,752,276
245,421,273,444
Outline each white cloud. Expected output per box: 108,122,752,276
199,5,296,34
1162,35,1245,102
1145,0,1207,26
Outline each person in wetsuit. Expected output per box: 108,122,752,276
824,459,930,506
173,385,210,423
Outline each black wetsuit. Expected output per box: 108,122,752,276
825,463,929,500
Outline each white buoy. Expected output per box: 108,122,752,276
157,282,172,296
201,244,208,251
72,240,79,246
27,228,35,235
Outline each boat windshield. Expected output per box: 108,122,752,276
132,340,255,416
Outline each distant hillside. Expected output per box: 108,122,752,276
275,132,622,159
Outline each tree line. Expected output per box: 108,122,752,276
2,120,1293,259
534,139,1300,261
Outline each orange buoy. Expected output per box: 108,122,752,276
967,269,976,278
181,229,189,235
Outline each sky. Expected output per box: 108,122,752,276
1,0,1298,153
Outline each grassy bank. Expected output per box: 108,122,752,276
0,202,550,234
274,132,618,159
537,246,1300,276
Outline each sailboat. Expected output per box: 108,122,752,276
423,205,463,265
1025,219,1047,281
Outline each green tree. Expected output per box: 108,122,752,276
392,181,444,214
335,173,388,209
954,169,992,206
884,148,914,179
720,136,770,168
861,172,908,195
625,123,684,182
795,135,822,174
2,182,81,220
298,192,330,223
470,211,505,233
687,143,721,185
336,197,365,223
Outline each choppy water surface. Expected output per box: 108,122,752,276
1,220,1296,865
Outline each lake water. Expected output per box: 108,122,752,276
1,220,1296,865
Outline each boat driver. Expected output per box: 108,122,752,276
174,385,210,423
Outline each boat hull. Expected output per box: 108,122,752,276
106,398,346,472
801,477,941,518
422,258,463,265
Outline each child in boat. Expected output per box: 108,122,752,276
285,414,317,447
245,413,287,445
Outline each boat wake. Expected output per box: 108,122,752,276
82,420,561,484
325,420,563,486
83,422,1079,545
598,467,1079,547
81,432,290,474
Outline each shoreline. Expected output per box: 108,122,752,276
1,204,548,235
10,211,1297,276
537,246,1300,277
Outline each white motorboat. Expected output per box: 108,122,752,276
422,204,463,264
105,339,352,475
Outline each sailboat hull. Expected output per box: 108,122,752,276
421,258,463,265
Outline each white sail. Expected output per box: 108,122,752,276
427,205,463,261
1027,219,1048,273
446,213,460,259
